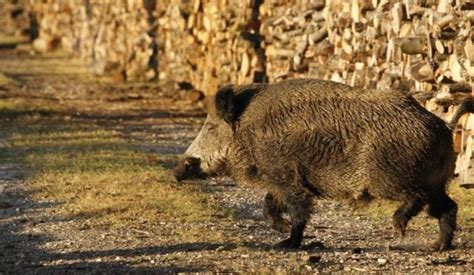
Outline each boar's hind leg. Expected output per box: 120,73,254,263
427,192,457,251
263,193,291,233
392,199,424,237
276,192,312,249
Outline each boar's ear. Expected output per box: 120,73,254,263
215,85,236,125
215,84,259,126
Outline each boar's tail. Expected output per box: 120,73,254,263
448,98,474,130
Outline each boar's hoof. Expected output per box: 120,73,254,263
392,218,408,238
431,241,452,252
275,238,302,249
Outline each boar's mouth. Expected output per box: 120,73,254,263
173,156,210,182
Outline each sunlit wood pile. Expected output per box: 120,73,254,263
0,0,33,37
157,0,265,94
25,0,158,81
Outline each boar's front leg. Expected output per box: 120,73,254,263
276,191,313,249
263,192,291,233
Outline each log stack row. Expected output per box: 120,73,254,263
26,0,158,81
157,0,264,95
0,0,34,37
11,0,263,93
10,1,472,96
259,0,327,82
260,0,472,98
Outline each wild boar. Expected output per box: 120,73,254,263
173,78,472,251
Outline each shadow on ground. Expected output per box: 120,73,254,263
0,110,219,272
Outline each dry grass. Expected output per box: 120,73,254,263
0,101,231,229
360,182,474,242
0,73,14,86
449,183,474,242
0,32,29,45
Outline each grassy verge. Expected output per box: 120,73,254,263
360,181,474,242
449,184,474,241
0,32,29,46
0,100,231,229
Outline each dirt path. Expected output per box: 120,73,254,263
0,46,473,273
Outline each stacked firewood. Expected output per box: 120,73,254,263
0,0,33,37
26,0,158,81
450,108,474,187
260,0,472,94
259,0,326,81
28,2,74,53
157,0,264,95
12,1,471,95
3,1,471,92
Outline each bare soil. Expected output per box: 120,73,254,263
0,45,473,273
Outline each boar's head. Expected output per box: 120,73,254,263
173,84,258,182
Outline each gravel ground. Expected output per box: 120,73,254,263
0,46,473,273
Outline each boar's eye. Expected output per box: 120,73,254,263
206,123,217,132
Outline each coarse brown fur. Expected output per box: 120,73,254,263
174,78,466,251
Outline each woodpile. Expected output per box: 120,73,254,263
259,0,472,95
0,0,34,37
10,1,471,95
28,2,72,53
452,111,474,187
259,0,327,82
9,0,262,91
157,0,265,95
26,0,158,81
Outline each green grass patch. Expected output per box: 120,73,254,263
1,110,230,229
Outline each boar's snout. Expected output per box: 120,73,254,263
173,156,203,182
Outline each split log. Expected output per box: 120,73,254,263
440,83,473,94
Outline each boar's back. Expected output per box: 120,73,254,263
232,79,453,201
